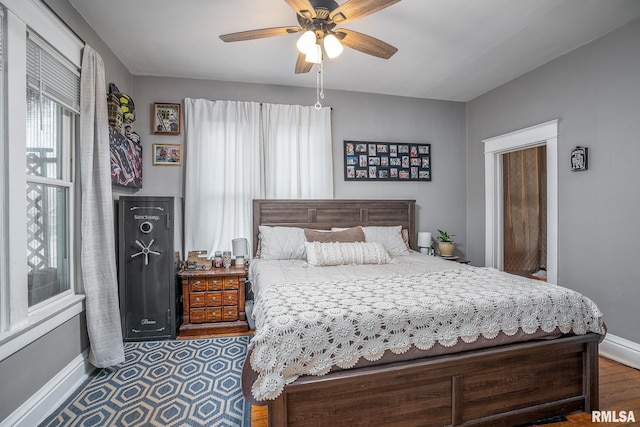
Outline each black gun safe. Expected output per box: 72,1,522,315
118,196,177,341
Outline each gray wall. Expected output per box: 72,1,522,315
0,0,132,421
466,18,640,343
44,0,132,93
0,316,89,421
129,76,467,254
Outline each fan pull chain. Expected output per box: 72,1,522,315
315,46,324,110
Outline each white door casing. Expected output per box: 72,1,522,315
483,120,558,284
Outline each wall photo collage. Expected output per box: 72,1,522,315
344,140,431,181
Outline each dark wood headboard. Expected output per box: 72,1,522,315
252,199,416,255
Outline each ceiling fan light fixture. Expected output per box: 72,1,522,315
323,33,343,58
305,44,322,63
296,30,317,54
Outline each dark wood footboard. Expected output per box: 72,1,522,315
267,333,600,427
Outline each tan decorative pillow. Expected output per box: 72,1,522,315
401,228,411,250
304,226,365,243
332,225,410,256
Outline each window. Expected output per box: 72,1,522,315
0,0,84,358
25,33,79,307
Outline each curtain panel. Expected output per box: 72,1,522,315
503,146,547,274
79,45,124,367
262,103,333,199
184,99,333,255
184,99,262,255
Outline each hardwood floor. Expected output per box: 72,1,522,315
554,357,640,427
251,404,268,427
250,357,640,427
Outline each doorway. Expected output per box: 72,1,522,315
502,146,547,278
483,120,558,284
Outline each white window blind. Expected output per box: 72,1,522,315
26,31,80,114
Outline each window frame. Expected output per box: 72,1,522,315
0,0,84,362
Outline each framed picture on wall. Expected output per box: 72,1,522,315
152,102,181,135
570,146,588,171
153,143,182,166
344,140,431,181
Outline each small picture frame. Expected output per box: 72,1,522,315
153,143,182,166
570,146,588,171
153,102,181,135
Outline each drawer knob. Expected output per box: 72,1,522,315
227,296,233,303
228,311,233,317
229,279,234,285
212,297,217,303
196,297,200,303
213,280,218,285
195,280,200,286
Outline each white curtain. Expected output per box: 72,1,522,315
262,104,333,198
184,99,262,254
79,45,124,367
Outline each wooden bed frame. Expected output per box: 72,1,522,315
252,199,601,427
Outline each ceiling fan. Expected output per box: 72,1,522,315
219,0,401,74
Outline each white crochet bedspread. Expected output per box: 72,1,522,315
250,267,604,401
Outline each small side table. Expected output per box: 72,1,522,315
177,266,249,338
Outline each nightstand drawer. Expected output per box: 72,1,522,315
206,291,222,307
190,293,206,307
223,306,238,321
222,290,238,306
208,278,223,291
224,277,240,290
190,308,206,323
190,278,207,292
206,307,223,322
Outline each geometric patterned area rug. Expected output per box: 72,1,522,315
39,336,251,427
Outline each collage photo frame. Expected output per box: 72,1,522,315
344,140,431,181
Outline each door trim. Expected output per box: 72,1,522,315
483,120,558,284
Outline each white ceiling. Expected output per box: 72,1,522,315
68,0,640,102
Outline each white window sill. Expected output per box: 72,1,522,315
0,294,86,362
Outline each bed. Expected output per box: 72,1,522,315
244,199,604,427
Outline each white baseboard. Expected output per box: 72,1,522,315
599,333,640,370
1,349,95,427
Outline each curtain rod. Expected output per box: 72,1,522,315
43,2,86,45
258,102,333,110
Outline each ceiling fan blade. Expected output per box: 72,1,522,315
295,52,314,74
329,0,401,24
284,0,317,20
220,26,301,42
336,29,397,59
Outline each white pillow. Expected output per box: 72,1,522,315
304,241,392,266
258,226,306,260
332,225,410,257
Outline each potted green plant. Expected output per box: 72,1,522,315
437,229,455,257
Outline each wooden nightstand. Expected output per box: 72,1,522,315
439,256,471,264
177,266,249,338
